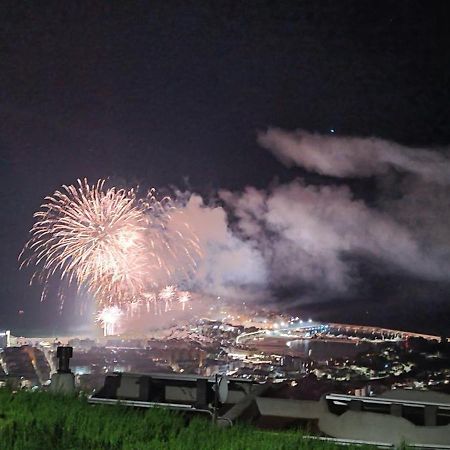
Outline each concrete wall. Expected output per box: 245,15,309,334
256,397,327,419
256,395,450,446
380,389,450,404
318,409,450,447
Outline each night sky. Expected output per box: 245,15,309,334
1,2,449,334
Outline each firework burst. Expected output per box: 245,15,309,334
178,291,191,311
96,306,123,336
20,178,201,313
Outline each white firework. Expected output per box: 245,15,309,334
96,306,123,336
178,291,191,311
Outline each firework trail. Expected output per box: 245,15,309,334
20,178,201,312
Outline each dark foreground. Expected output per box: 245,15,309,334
0,389,385,450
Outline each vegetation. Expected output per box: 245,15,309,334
0,389,383,450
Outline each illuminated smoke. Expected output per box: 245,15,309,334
258,128,450,183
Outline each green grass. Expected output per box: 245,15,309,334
0,389,382,450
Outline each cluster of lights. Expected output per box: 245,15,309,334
273,317,314,329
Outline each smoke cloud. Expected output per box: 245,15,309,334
257,128,450,184
183,128,450,306
180,195,267,299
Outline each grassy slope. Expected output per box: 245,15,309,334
0,389,381,450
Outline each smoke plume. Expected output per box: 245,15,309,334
184,128,450,305
257,128,450,184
